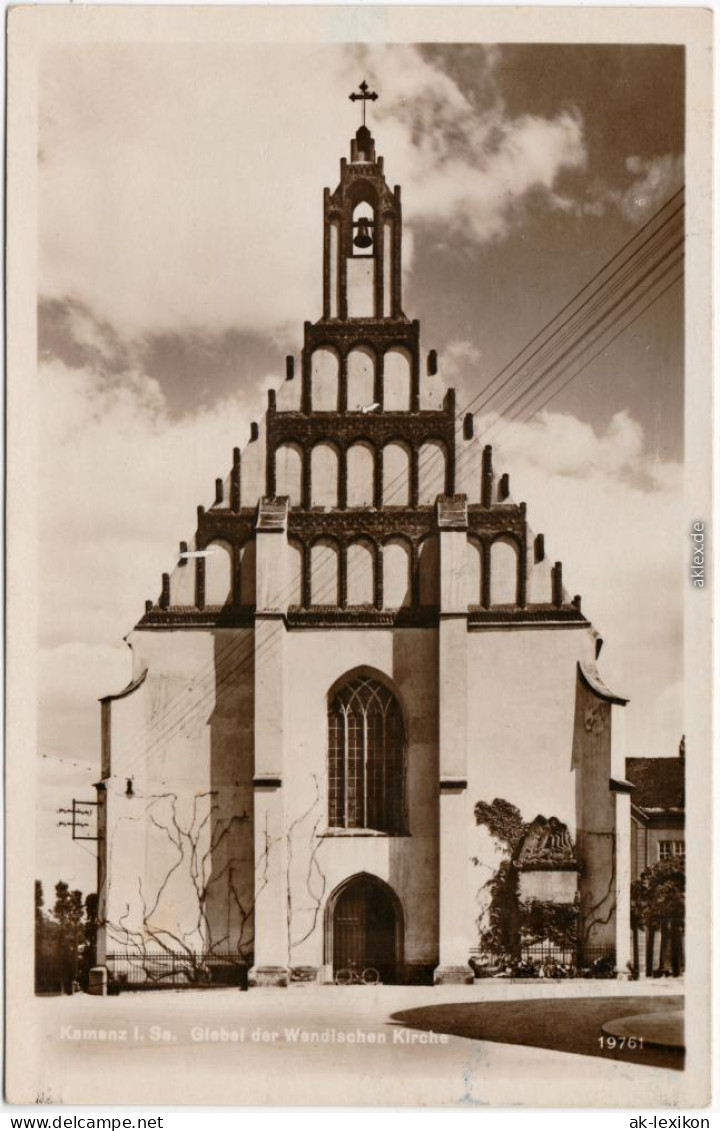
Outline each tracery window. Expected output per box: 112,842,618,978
328,675,405,833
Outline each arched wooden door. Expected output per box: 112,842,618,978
331,875,401,983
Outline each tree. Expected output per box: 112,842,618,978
631,857,684,975
474,798,524,856
53,882,84,987
474,798,579,968
35,881,44,926
35,880,96,993
474,798,525,962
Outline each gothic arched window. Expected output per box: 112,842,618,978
328,675,405,833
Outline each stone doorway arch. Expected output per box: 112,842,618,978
325,873,404,984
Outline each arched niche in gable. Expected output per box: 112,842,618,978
346,442,375,508
204,540,234,607
382,538,412,609
275,443,303,507
287,539,304,607
417,535,440,606
310,539,340,606
466,538,483,607
347,347,376,412
490,537,520,606
418,440,447,504
239,539,256,607
311,347,340,411
311,442,339,508
346,540,375,606
382,441,411,507
383,347,412,411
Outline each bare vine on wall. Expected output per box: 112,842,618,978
285,773,328,963
101,776,329,983
102,786,262,982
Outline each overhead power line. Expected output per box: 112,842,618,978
458,188,684,422
111,190,686,777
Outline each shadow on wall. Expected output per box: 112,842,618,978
205,630,256,961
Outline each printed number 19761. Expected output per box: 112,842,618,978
598,1035,644,1050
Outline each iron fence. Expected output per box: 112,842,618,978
35,961,76,995
106,951,249,991
469,942,616,979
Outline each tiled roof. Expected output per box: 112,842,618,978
626,756,684,812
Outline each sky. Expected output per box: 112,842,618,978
36,42,685,896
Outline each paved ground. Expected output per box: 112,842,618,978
10,980,690,1109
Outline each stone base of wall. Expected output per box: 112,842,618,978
88,967,108,996
403,963,436,986
433,964,474,985
289,965,320,983
248,965,290,988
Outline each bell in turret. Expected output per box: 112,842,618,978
353,217,373,249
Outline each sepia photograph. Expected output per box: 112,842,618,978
5,4,713,1112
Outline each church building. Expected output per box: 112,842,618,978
96,94,632,987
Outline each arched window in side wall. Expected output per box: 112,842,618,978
490,538,519,606
311,443,339,508
310,539,339,606
383,539,412,608
346,540,374,606
204,540,233,606
383,348,412,411
275,443,303,507
311,348,340,411
328,674,405,832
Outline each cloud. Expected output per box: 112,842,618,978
364,46,587,242
478,408,683,757
39,43,587,340
37,750,98,898
38,297,287,416
38,355,271,758
613,154,684,223
441,340,482,381
552,152,684,223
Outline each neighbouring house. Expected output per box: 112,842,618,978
627,739,685,976
628,740,685,879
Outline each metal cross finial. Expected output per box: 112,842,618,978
349,79,378,127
